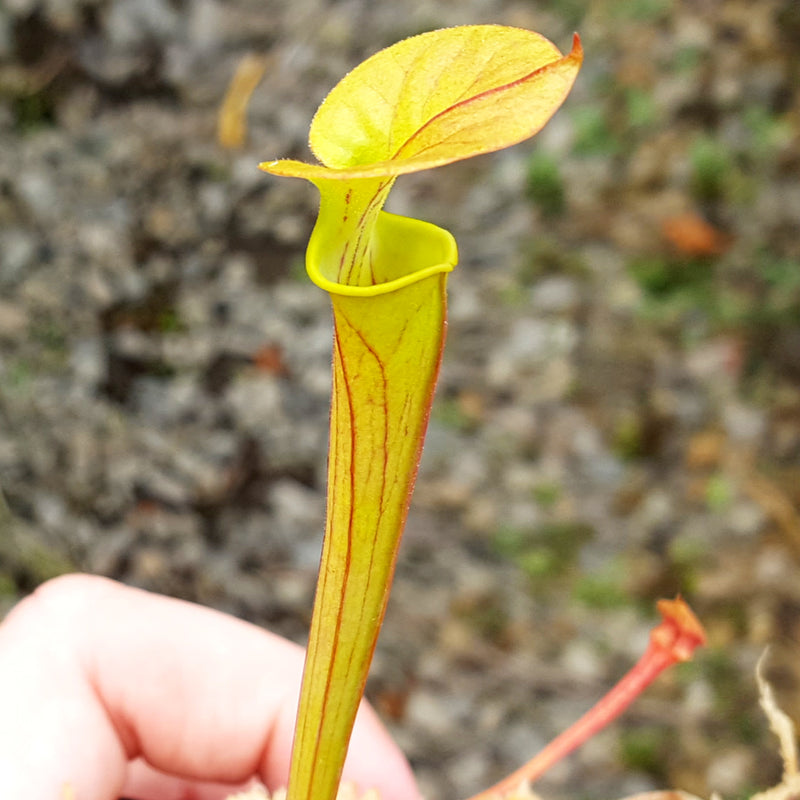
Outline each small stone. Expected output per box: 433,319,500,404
685,430,725,470
70,337,105,388
404,688,470,738
269,478,324,534
446,747,491,797
561,638,603,682
187,0,225,52
530,276,581,315
131,546,170,583
105,0,180,47
33,490,67,531
16,171,61,223
0,230,37,285
727,499,766,538
636,489,675,531
0,301,28,338
706,746,756,797
3,0,38,16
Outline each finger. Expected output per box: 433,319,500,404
122,756,254,800
0,574,419,800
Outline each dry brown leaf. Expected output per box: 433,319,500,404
662,213,731,257
743,474,800,559
218,53,269,149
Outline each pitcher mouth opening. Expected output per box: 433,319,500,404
306,210,458,298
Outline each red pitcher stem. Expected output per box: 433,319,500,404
467,598,706,800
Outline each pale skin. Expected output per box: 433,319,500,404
0,573,421,800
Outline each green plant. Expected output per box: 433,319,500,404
573,562,631,609
608,0,671,22
517,234,589,285
0,491,13,542
526,150,566,217
618,725,669,779
494,521,594,587
628,253,717,336
571,104,621,157
532,480,562,508
690,135,733,204
624,86,659,130
258,25,707,800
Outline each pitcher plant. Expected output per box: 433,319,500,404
259,24,705,800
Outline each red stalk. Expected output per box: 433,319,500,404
468,598,706,800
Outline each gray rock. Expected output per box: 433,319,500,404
530,275,582,315
105,0,180,47
0,301,28,339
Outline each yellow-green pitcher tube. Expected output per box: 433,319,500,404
260,26,583,800
287,209,457,800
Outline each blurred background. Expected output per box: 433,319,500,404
1,0,799,797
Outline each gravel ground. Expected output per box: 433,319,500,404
1,1,800,798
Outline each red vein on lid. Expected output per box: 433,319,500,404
392,34,582,162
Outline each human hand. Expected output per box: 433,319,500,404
0,574,420,800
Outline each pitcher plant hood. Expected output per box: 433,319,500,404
259,24,582,800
